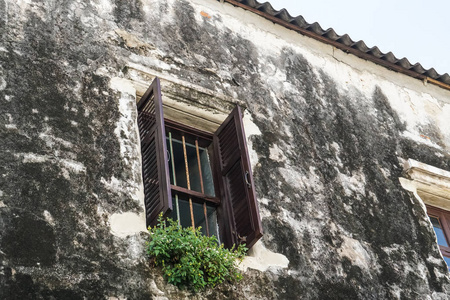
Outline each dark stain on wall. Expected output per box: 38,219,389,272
0,3,147,299
1,210,56,267
114,0,144,29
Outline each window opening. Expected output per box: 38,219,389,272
137,77,263,249
427,205,450,271
429,215,449,247
165,122,218,238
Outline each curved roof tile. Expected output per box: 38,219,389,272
221,0,450,90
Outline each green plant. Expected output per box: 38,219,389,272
147,215,247,292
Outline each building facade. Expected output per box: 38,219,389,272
1,0,450,298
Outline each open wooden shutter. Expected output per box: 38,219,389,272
137,77,172,228
213,105,263,249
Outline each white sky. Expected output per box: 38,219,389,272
267,0,450,75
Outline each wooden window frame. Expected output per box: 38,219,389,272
426,205,450,258
165,119,220,206
137,77,263,250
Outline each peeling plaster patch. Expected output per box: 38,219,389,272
19,153,49,163
243,109,262,136
0,77,6,90
258,206,271,219
92,0,113,16
278,166,305,191
113,93,136,159
258,197,269,206
109,89,143,200
378,166,391,179
123,235,146,261
427,255,446,266
428,256,449,280
330,142,343,167
43,210,55,225
431,292,450,300
269,143,286,162
330,141,340,152
17,153,86,174
381,244,403,257
279,166,323,194
338,235,372,270
438,103,450,146
110,77,136,96
243,111,262,170
59,159,86,173
109,212,146,238
129,52,173,71
5,124,17,129
101,176,124,192
401,130,442,150
149,280,165,296
336,170,366,197
239,240,289,272
388,284,401,299
114,29,156,51
257,198,272,218
435,152,445,158
39,132,73,148
280,207,313,232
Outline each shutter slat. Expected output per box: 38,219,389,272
137,77,172,227
218,121,239,167
213,106,263,249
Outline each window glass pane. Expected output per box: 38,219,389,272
167,198,219,239
429,216,449,247
198,149,215,196
166,136,215,196
443,256,450,271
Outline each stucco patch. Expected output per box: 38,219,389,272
110,77,136,95
109,212,146,237
239,240,289,272
269,143,287,162
338,236,372,270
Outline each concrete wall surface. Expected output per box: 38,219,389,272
1,0,450,299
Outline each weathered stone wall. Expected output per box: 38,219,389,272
1,0,450,299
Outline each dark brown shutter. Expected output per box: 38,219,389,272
137,77,172,228
213,105,263,249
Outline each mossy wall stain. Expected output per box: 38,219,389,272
1,0,449,299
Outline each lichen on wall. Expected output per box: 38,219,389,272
1,0,450,299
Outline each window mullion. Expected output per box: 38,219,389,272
195,138,210,236
168,131,181,225
182,134,196,229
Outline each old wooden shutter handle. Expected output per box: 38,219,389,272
245,170,251,188
238,234,247,242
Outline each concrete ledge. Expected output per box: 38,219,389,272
401,159,450,210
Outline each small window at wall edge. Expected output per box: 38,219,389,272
136,77,263,250
426,205,450,270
